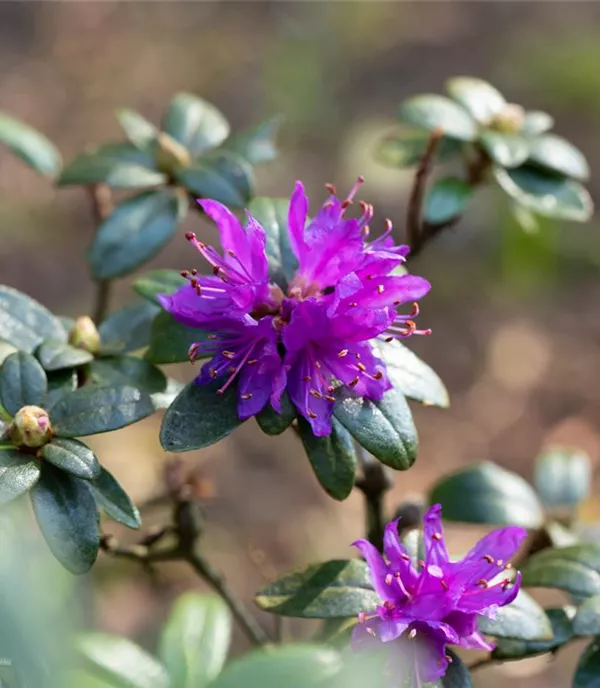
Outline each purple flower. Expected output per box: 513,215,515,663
159,179,431,435
351,505,527,684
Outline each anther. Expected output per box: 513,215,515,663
325,183,336,195
501,578,511,591
209,368,217,379
341,199,352,210
504,562,513,570
180,269,190,278
222,351,236,359
408,629,417,640
445,654,453,663
366,627,377,637
315,361,322,369
384,337,393,343
349,377,360,387
358,612,367,624
377,285,385,294
418,560,426,569
383,600,395,611
385,574,393,586
324,395,336,402
185,232,196,241
432,533,442,541
477,579,489,588
349,302,358,308
241,393,252,400
482,554,495,564
302,376,312,382
247,359,259,366
191,268,198,276
373,371,383,380
307,409,317,419
337,349,349,358
496,559,504,567
440,579,449,591
357,362,367,372
400,554,411,562
227,249,236,257
309,389,323,399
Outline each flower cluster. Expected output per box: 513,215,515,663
352,505,526,685
159,178,431,436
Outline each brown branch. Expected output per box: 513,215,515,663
88,184,113,324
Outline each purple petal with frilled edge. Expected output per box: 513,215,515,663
423,504,450,567
288,181,308,260
286,350,334,436
387,624,450,684
352,538,393,601
455,571,522,614
243,211,269,282
198,199,248,261
459,631,495,651
352,619,409,652
382,520,419,589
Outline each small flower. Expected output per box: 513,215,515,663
352,505,526,685
160,179,431,435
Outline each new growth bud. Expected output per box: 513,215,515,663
10,406,52,448
489,103,525,134
69,316,101,354
155,132,191,173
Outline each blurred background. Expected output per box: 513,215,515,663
1,2,600,685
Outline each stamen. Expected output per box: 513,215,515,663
309,389,323,399
440,579,449,591
324,395,336,402
241,393,252,400
337,349,349,358
408,629,417,640
445,654,453,663
325,182,336,195
302,376,312,382
307,409,317,419
373,371,383,380
358,612,367,624
209,368,218,379
348,377,360,387
349,302,358,308
496,559,504,567
366,627,377,637
247,359,258,366
357,362,367,372
418,560,426,569
180,269,190,278
504,562,513,570
400,554,411,562
477,579,489,588
385,574,393,586
501,578,511,591
346,175,365,204
377,285,385,294
482,554,495,564
383,600,395,611
222,351,236,359
431,533,442,541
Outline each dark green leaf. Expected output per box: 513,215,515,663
159,593,231,688
478,589,552,640
37,340,93,372
91,467,140,529
177,151,254,208
0,340,18,366
446,77,506,124
529,134,590,181
31,465,99,574
0,285,65,353
534,447,591,509
574,638,600,688
574,595,600,636
424,177,473,225
133,270,187,305
0,448,41,504
248,197,298,287
99,300,159,354
0,351,47,417
223,116,281,164
441,649,472,688
493,607,575,659
0,112,61,176
58,143,165,188
521,111,554,137
45,369,78,409
297,417,357,501
256,394,296,435
398,94,477,142
494,165,593,222
88,357,166,395
375,128,461,168
522,544,600,598
479,131,530,168
255,559,378,618
77,633,169,688
374,339,448,408
40,438,101,480
428,461,544,527
160,380,243,452
333,387,418,470
89,189,188,280
162,93,229,155
146,311,207,365
116,109,158,153
50,385,155,437
208,645,341,688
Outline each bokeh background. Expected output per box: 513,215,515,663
1,2,600,685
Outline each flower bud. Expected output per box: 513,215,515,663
155,132,191,173
489,103,525,134
10,406,52,448
69,316,101,354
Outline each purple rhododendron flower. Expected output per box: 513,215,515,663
352,504,527,685
159,178,431,436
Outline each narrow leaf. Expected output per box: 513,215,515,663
0,448,41,504
116,109,158,153
398,94,477,141
478,589,552,640
446,77,506,124
522,544,600,598
529,133,590,181
0,351,47,417
424,177,473,225
534,447,591,509
162,93,230,155
133,270,186,305
223,116,281,164
0,112,61,176
88,357,167,395
40,438,101,480
573,595,600,636
256,394,296,436
99,300,159,354
37,340,93,372
91,467,141,529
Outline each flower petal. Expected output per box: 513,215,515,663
423,504,450,567
288,181,308,260
352,538,392,601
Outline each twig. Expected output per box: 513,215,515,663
354,450,395,550
88,184,113,324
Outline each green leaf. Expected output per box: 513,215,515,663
297,417,357,501
146,311,207,365
574,638,600,688
50,385,155,437
256,394,296,436
159,593,231,688
534,447,591,509
374,339,448,408
40,438,101,480
99,300,159,354
255,559,378,618
478,589,552,640
522,544,600,598
223,116,281,165
0,340,18,366
116,109,158,153
521,111,554,137
133,270,186,305
177,151,254,208
91,467,141,529
494,165,593,222
88,357,166,395
0,112,61,176
493,607,575,659
446,77,506,124
89,189,188,280
248,197,298,287
441,649,472,688
375,128,461,168
45,369,78,409
333,387,418,470
160,380,243,452
428,461,544,527
574,595,600,636
162,93,230,155
0,448,41,504
37,340,93,372
0,285,65,353
398,94,477,142
58,143,165,189
0,351,47,417
528,134,590,181
479,131,530,168
424,177,473,225
77,633,170,688
207,645,341,688
31,465,99,574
